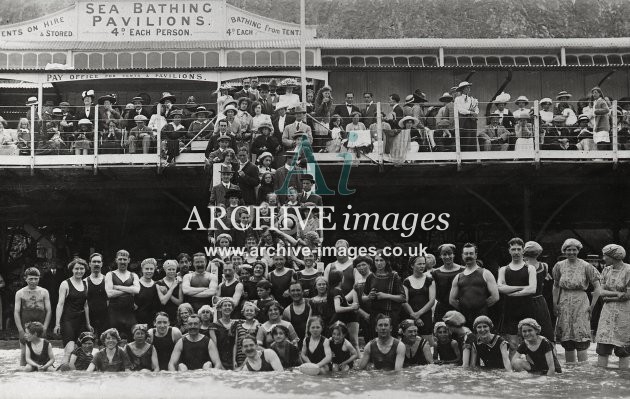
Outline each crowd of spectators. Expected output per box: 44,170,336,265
1,77,629,163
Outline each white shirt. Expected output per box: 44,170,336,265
278,115,286,132
454,94,479,115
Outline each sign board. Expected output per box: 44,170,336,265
44,71,219,83
0,0,316,42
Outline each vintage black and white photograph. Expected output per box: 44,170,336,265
0,0,629,398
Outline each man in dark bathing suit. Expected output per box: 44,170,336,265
358,314,405,371
240,335,283,371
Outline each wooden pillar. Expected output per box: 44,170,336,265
523,185,532,241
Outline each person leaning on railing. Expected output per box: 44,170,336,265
574,114,596,151
100,120,123,154
128,115,153,154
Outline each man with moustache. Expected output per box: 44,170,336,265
449,243,499,330
168,314,223,370
182,253,218,312
240,335,283,371
282,282,311,348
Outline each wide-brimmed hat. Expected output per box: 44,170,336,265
159,92,176,104
292,105,307,114
493,92,511,103
257,121,274,133
78,118,92,126
556,91,572,100
413,89,428,103
223,104,238,114
514,95,529,105
439,92,453,103
456,81,472,91
193,106,211,117
275,102,289,111
25,96,38,106
237,97,252,107
225,188,242,199
215,83,234,93
404,94,415,105
539,98,553,105
257,151,274,162
131,96,144,104
280,77,299,87
134,115,148,122
398,115,419,128
81,89,95,99
168,109,183,119
98,93,117,105
350,111,362,117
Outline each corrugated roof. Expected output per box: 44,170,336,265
0,37,629,51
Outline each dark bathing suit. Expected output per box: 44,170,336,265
181,335,211,370
368,338,400,370
245,352,274,371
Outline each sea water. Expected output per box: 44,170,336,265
0,344,629,399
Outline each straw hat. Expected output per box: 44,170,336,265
493,92,511,103
398,115,419,128
539,98,552,105
98,93,117,105
223,104,238,114
193,106,211,118
514,95,529,105
131,96,144,104
280,78,299,87
456,81,472,91
439,92,453,103
257,121,274,133
159,92,176,104
25,96,38,106
78,118,92,126
257,151,273,163
134,115,148,122
556,91,572,100
404,94,415,106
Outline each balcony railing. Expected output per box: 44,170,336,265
0,99,625,173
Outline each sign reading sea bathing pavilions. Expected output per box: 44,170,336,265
0,0,316,42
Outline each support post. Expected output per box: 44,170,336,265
376,102,383,165
300,0,307,103
533,100,540,166
612,100,618,169
94,104,99,175
30,105,35,175
454,109,462,171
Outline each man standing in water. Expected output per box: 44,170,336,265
282,282,311,347
14,267,52,366
168,314,223,370
358,314,405,371
449,243,499,330
240,335,284,371
105,249,140,340
182,253,217,312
